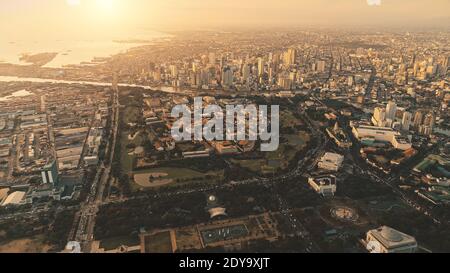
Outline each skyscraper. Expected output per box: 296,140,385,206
242,63,251,83
283,48,296,66
401,112,412,132
413,111,424,129
423,112,435,129
268,52,273,63
169,65,178,77
444,56,450,69
278,73,293,90
222,67,233,87
386,101,397,120
419,125,433,136
372,107,386,127
257,57,264,77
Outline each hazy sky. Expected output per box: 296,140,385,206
1,0,449,38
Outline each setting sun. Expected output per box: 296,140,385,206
96,0,115,11
66,0,81,6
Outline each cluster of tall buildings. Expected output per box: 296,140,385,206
412,111,436,136
372,101,399,129
371,101,436,136
142,44,333,92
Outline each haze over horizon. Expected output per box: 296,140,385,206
0,0,449,40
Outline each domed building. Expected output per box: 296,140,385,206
205,195,227,219
365,226,417,253
207,195,218,207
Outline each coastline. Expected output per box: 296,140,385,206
0,31,171,69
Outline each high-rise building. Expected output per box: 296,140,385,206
316,60,326,72
443,56,450,72
257,57,264,77
401,112,412,132
277,73,293,90
242,64,251,82
348,76,354,87
423,112,435,129
283,48,296,66
268,67,274,80
413,111,424,129
152,70,161,82
385,101,397,120
221,67,233,87
40,95,46,113
372,107,386,127
169,65,178,77
199,69,209,86
419,125,433,136
41,160,59,185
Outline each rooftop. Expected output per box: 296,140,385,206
368,226,417,250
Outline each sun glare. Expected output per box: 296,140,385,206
96,0,115,11
66,0,81,6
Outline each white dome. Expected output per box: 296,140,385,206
208,195,216,202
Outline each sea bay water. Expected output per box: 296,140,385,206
0,29,169,68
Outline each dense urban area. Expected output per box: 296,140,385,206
0,28,449,253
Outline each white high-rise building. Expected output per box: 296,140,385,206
413,111,424,129
257,57,264,77
372,107,386,127
283,48,296,66
401,112,412,131
386,101,397,121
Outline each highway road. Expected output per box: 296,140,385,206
71,81,119,252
